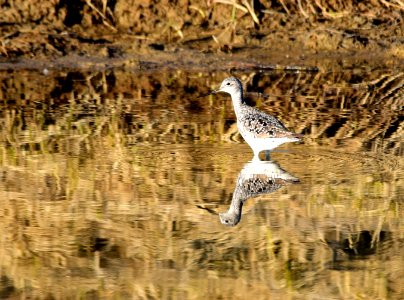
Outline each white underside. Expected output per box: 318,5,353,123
240,160,299,182
241,134,299,160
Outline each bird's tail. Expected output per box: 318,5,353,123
290,132,304,142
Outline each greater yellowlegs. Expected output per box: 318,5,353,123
220,160,299,226
213,77,302,160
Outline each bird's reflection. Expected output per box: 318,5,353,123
220,160,299,226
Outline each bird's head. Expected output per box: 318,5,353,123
212,77,243,95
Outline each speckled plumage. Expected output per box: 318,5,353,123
214,77,302,160
219,160,299,226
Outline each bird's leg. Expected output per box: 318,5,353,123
252,151,261,162
265,150,271,161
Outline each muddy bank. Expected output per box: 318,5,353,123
0,1,403,70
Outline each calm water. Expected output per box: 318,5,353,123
0,68,403,299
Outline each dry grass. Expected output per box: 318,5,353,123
0,0,403,57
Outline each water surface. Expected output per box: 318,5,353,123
0,68,402,299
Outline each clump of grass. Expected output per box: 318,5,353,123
213,0,260,24
85,0,117,31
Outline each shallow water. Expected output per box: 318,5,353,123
0,68,402,299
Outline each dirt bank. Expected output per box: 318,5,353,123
0,1,403,70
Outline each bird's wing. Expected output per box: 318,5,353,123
239,107,290,138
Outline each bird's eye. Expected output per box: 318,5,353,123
226,82,230,86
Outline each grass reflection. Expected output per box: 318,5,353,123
0,69,402,299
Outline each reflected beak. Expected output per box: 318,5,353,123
196,205,218,215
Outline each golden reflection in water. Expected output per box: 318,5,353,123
0,69,402,299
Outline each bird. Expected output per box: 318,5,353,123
212,77,302,160
219,160,299,226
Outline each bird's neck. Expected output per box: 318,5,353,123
226,196,244,222
230,91,245,116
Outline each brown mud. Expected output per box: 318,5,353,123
0,0,403,71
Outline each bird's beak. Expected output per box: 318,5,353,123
197,89,221,98
197,90,215,98
197,87,221,98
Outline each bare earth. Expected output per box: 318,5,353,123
0,0,403,70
